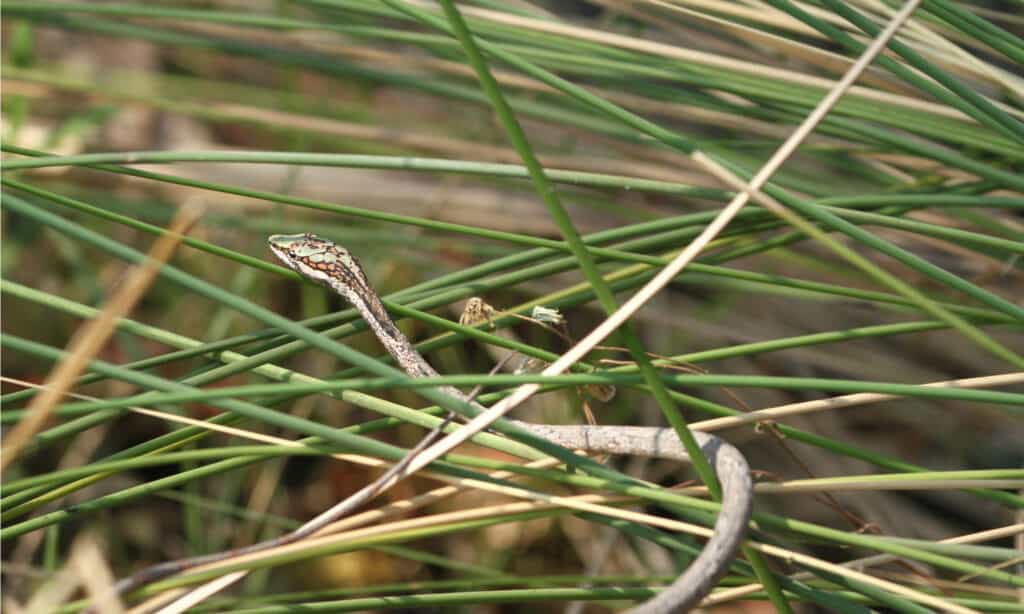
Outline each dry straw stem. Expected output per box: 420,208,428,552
753,477,1024,493
877,571,1020,598
145,573,241,614
0,205,203,470
20,533,124,614
690,372,1024,432
704,523,1024,607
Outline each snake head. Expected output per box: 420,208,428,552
268,233,369,298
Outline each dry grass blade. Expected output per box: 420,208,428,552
692,372,1024,432
0,205,203,470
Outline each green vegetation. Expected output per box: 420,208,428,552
2,1,1022,612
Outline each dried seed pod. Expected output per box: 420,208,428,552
459,297,497,328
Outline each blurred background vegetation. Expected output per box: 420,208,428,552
2,1,1022,612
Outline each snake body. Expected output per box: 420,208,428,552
269,233,753,613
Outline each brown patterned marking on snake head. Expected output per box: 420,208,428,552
267,233,394,332
269,233,361,284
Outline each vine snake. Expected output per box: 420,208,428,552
268,233,753,613
103,234,753,612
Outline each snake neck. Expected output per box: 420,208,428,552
330,276,442,382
